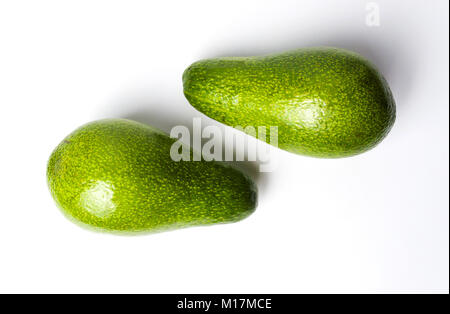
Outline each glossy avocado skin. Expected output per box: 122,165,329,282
47,119,256,234
183,47,396,158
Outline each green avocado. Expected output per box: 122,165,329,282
47,119,256,234
183,47,396,158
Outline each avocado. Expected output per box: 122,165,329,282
47,119,257,234
183,47,396,158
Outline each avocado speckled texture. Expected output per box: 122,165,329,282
47,119,257,234
183,47,396,158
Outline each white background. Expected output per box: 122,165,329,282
0,0,448,294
